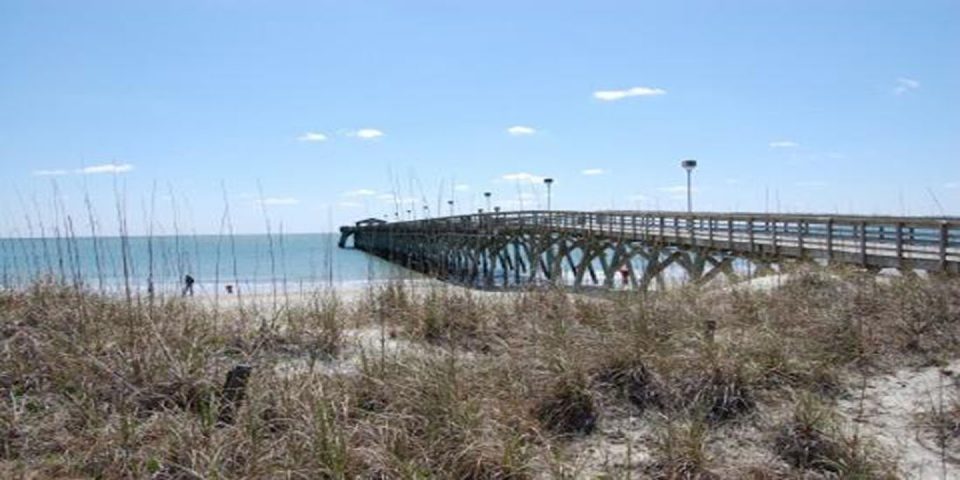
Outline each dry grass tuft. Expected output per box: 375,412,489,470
647,418,717,479
915,387,960,463
536,375,597,436
593,356,662,412
774,394,897,478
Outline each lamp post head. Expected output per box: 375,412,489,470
447,200,454,205
543,178,554,185
494,206,500,213
681,159,697,172
484,191,491,198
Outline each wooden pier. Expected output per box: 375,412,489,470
340,211,960,290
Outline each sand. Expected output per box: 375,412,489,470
840,360,960,479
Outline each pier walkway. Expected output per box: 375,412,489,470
340,211,959,289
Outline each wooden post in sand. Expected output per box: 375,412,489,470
218,364,253,425
704,320,717,344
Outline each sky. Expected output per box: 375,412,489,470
1,0,958,236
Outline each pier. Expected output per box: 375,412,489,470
340,211,960,290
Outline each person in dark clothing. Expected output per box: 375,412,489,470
183,274,195,297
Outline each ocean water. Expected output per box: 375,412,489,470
0,233,418,296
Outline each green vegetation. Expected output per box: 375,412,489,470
1,270,958,478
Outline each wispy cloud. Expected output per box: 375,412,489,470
507,125,536,136
345,128,384,140
894,77,920,95
32,169,69,176
344,188,377,197
259,197,299,206
795,181,828,188
769,140,799,148
593,86,666,101
581,168,606,176
297,131,328,142
337,201,362,208
501,172,546,184
945,182,959,189
454,184,470,192
31,163,134,176
80,163,134,174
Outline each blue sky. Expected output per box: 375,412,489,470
1,0,958,235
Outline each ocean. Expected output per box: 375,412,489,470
0,233,419,296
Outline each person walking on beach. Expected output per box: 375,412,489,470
619,265,630,287
182,274,195,297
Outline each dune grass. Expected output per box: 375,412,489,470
1,269,958,478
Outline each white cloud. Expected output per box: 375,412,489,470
297,132,328,142
769,140,799,148
507,125,536,136
894,77,920,95
260,197,299,206
581,168,606,176
376,193,396,201
344,188,377,197
80,163,134,174
345,128,384,139
593,86,666,101
454,184,470,192
945,182,959,189
32,169,69,176
501,172,546,184
795,181,828,188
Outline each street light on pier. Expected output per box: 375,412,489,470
543,178,554,211
423,205,429,219
494,206,500,213
447,199,454,216
680,160,697,213
484,192,492,212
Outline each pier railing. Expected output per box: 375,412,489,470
351,210,960,272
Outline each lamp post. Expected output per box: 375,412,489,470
680,160,697,213
423,205,429,219
543,178,554,211
447,199,454,216
484,192,492,212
